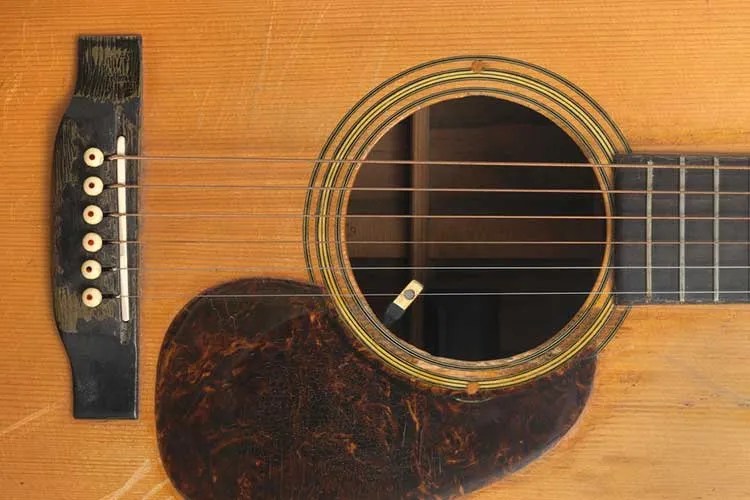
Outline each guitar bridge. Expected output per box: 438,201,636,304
51,36,141,419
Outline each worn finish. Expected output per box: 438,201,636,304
2,1,750,498
51,36,141,418
156,278,595,499
304,56,625,390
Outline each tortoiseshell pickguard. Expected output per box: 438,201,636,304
156,278,595,499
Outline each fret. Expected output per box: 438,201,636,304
650,159,679,302
613,159,648,303
614,153,750,304
713,157,720,302
679,156,686,302
718,158,750,301
646,160,654,300
683,157,713,302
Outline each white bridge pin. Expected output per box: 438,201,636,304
81,260,102,280
82,232,103,252
81,287,103,308
83,205,103,225
83,147,104,167
83,176,104,196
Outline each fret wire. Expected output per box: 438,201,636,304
714,157,721,303
679,156,686,303
646,161,654,300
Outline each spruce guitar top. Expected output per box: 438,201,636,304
1,2,750,499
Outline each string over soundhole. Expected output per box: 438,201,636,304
305,56,628,391
347,96,607,361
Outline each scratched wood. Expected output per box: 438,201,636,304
1,0,750,498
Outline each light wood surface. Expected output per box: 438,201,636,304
1,1,749,498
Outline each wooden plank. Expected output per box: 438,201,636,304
409,108,430,346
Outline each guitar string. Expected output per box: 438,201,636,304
111,264,750,272
107,240,750,245
106,156,750,218
100,155,750,296
109,154,750,171
114,185,750,196
103,213,750,220
110,290,750,299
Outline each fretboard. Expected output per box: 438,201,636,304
614,154,750,304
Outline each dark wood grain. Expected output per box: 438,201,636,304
51,35,141,418
614,153,750,304
408,108,430,347
156,278,596,499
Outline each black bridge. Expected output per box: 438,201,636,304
52,36,141,419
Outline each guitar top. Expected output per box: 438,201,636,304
1,1,750,499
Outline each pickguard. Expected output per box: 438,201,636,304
156,278,596,499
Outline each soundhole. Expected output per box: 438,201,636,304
346,96,606,361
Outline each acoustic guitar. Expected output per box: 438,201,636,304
1,2,749,499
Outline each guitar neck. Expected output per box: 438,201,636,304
615,153,750,304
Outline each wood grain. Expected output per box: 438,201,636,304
1,1,750,498
408,108,430,347
156,278,595,499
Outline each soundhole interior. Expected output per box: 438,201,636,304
346,96,606,361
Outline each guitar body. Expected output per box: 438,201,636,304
1,1,749,498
